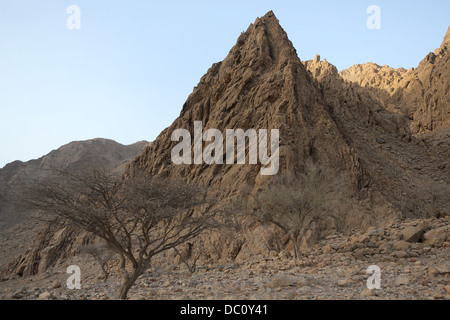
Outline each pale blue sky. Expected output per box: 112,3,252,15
0,0,449,168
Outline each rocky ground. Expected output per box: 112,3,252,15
1,216,448,300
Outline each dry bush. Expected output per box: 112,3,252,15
249,163,345,259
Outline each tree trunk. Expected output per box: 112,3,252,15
117,261,150,300
118,278,133,300
290,233,300,260
117,254,132,300
118,268,143,300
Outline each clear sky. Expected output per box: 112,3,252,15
1,0,449,168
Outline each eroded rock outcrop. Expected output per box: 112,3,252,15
7,224,90,277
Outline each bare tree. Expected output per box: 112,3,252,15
19,168,223,299
248,163,344,259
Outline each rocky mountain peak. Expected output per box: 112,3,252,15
218,10,300,80
313,54,321,63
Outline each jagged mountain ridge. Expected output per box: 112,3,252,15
339,26,450,133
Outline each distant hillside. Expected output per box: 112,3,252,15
0,138,148,226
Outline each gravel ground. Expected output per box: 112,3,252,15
1,216,449,300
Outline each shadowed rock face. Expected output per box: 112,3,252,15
302,27,450,221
